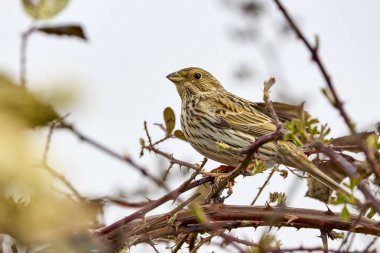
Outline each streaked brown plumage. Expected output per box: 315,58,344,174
167,67,356,204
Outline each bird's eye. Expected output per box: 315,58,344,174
193,73,202,80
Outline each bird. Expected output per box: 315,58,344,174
166,67,358,205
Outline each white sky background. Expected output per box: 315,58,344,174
0,0,379,251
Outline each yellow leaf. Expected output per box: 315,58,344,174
163,107,175,135
22,0,70,20
174,129,187,141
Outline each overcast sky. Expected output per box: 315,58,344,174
1,0,379,251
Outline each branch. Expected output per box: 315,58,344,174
121,204,380,246
272,0,356,133
20,23,36,87
250,167,277,205
62,123,168,190
39,163,84,201
94,176,214,237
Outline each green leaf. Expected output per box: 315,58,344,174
341,205,350,222
174,130,187,141
168,213,177,225
22,0,70,20
163,107,175,135
348,177,361,191
0,75,58,128
37,25,87,40
366,208,376,219
269,192,287,205
189,203,208,224
251,160,266,175
329,193,346,205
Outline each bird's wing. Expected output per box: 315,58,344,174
200,93,277,136
255,102,308,123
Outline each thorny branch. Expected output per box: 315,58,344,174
142,121,198,169
95,176,213,237
120,204,380,246
273,0,356,134
62,122,169,191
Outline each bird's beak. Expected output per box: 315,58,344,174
166,71,185,84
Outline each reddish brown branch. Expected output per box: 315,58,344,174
95,176,214,237
121,204,380,246
273,0,356,134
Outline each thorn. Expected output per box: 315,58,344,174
324,205,334,215
354,224,365,229
264,202,273,210
144,196,153,202
286,215,299,224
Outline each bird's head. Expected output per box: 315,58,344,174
166,67,225,100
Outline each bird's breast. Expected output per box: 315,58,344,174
180,101,254,166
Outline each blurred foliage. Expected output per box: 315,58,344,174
268,192,287,205
284,116,331,147
0,75,58,128
22,0,70,20
250,233,281,253
0,113,105,251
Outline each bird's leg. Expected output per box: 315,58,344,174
201,165,235,179
210,165,236,173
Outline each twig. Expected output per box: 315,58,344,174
143,121,153,145
272,0,356,134
144,144,197,170
338,204,368,252
109,160,207,238
153,135,173,146
146,241,160,253
263,77,282,128
251,167,277,205
103,198,147,208
172,234,189,253
95,176,214,237
143,122,198,169
20,23,35,87
361,237,377,253
219,232,259,248
320,229,328,253
161,162,174,182
39,163,84,201
42,122,57,163
190,235,214,253
129,192,202,238
62,122,168,190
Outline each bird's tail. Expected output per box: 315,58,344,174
290,153,361,207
